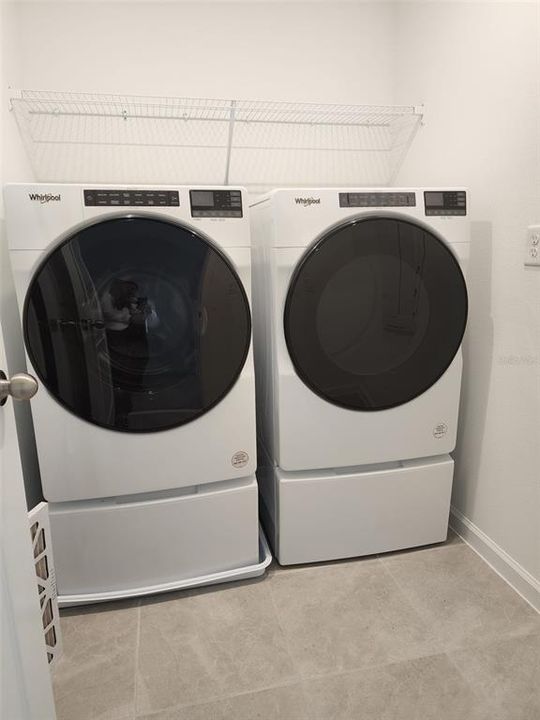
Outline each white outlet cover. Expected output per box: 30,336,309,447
525,225,540,267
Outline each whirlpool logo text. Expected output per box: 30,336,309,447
28,193,62,204
294,197,321,207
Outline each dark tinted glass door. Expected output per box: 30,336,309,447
25,216,251,432
284,217,467,411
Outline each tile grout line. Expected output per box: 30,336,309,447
376,551,451,658
131,647,471,719
265,572,304,686
131,679,301,719
443,641,504,716
377,543,464,604
377,550,428,606
133,599,142,716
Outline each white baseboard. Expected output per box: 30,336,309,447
450,506,540,614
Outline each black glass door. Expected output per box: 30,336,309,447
25,216,251,432
284,217,467,411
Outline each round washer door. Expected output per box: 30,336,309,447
284,216,467,411
24,216,251,432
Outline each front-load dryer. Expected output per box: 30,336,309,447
6,183,258,604
250,188,469,564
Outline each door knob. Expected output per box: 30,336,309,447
0,371,39,406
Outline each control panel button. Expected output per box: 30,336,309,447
84,189,180,207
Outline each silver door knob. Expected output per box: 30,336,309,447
0,371,39,405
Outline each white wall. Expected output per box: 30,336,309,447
394,1,540,587
1,2,29,183
14,1,394,102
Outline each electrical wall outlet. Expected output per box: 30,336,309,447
525,225,540,267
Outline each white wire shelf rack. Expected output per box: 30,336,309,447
10,90,424,190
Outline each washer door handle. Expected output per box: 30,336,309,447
0,371,39,406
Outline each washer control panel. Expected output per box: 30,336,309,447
424,191,466,216
339,192,416,208
84,189,180,207
190,190,243,218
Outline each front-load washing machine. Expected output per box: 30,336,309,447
6,183,259,604
250,188,469,564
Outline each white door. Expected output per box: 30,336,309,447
0,340,56,717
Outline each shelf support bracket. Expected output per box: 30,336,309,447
224,99,237,186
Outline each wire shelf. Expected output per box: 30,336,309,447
10,90,423,190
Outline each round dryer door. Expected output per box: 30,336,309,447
284,217,467,411
24,216,251,432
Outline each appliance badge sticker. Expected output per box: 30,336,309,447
294,197,321,206
433,423,448,439
28,193,61,204
231,451,249,469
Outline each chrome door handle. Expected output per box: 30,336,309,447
0,371,39,406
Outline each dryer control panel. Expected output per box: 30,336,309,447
84,189,180,207
424,191,466,216
190,190,243,218
339,192,416,208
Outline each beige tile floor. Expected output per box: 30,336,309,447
52,532,540,720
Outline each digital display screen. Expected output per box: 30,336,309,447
425,192,444,207
191,191,214,207
424,191,466,216
190,189,243,217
